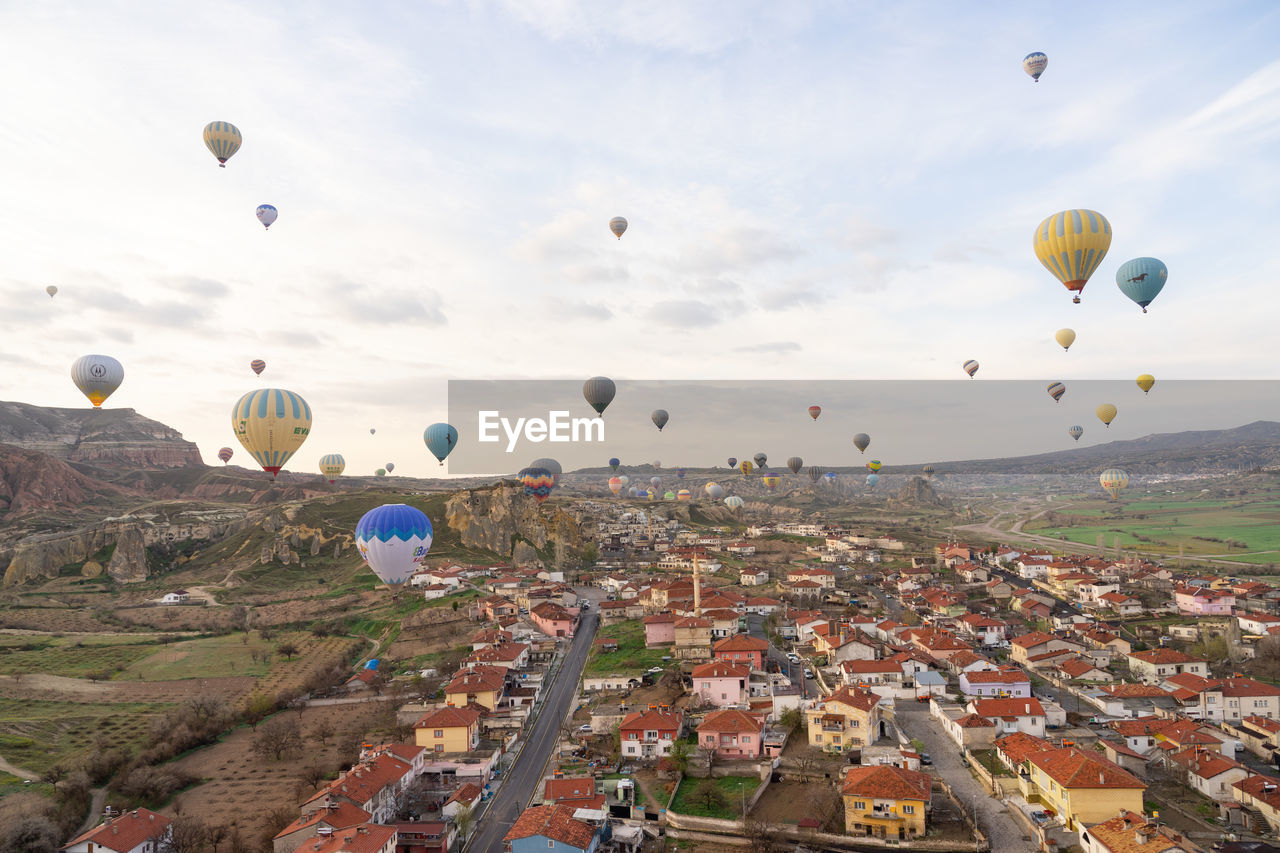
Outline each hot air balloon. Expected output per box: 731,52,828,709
866,460,882,473
705,482,724,499
531,458,562,485
1096,403,1118,428
203,121,242,167
385,463,395,473
71,355,124,408
676,468,686,479
963,360,979,378
609,457,620,473
808,405,822,421
609,217,628,240
650,476,661,488
1068,425,1084,442
46,286,57,298
250,359,266,376
664,491,676,501
724,495,744,510
519,467,555,503
583,376,616,415
319,453,346,483
1047,381,1066,402
1136,374,1155,395
1033,209,1113,304
618,475,630,487
370,428,376,435
608,476,623,496
651,409,669,431
739,460,754,478
1116,258,1167,313
923,465,936,478
753,453,768,468
807,466,821,483
231,388,312,477
256,204,278,230
727,457,737,468
1099,468,1129,500
676,489,691,501
646,490,657,502
217,447,233,464
823,472,837,483
761,472,781,492
866,473,880,487
1022,52,1048,81
424,423,458,465
355,503,434,586
1055,329,1076,351
853,433,870,454
375,468,387,477
787,457,803,475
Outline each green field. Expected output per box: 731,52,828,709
0,635,162,678
669,774,760,818
120,633,281,680
0,770,55,797
584,620,668,676
0,698,172,777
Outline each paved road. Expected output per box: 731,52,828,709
747,614,814,698
467,605,600,852
894,699,1029,852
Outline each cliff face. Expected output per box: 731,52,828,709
0,445,136,516
0,402,203,469
889,476,949,508
445,482,584,568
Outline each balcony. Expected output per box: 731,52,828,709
822,724,846,733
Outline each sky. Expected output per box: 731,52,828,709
2,1,1279,479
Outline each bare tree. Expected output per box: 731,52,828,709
277,641,300,660
252,716,304,761
310,717,336,746
744,816,784,852
161,815,208,853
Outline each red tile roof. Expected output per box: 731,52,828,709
713,633,769,652
619,709,682,732
964,668,1030,684
692,661,750,679
1129,649,1206,665
544,776,598,801
274,801,372,839
305,824,398,853
995,732,1053,764
415,705,482,729
1027,746,1144,789
697,708,765,733
971,697,1045,718
823,686,879,713
64,808,172,852
503,803,598,849
841,765,930,801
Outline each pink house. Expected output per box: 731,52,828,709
1174,585,1235,616
643,612,676,647
691,661,750,708
697,709,766,759
530,601,575,638
712,633,768,670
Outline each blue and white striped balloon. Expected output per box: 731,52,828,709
355,504,434,586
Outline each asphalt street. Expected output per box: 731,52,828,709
747,613,815,698
466,598,600,852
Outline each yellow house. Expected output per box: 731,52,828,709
841,765,930,840
806,686,880,752
414,706,482,754
443,665,505,711
1024,746,1145,830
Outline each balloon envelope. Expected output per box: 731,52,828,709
1068,425,1084,442
1096,403,1118,427
807,466,821,483
608,477,623,496
1116,258,1168,312
853,433,870,454
375,469,387,477
1023,51,1048,81
385,463,395,473
761,473,781,491
1136,374,1155,394
705,482,724,499
519,467,555,503
46,285,57,298
753,453,768,468
71,355,124,407
319,453,346,483
423,423,459,464
727,457,737,468
787,457,803,474
1047,382,1066,402
866,473,880,487
618,475,630,486
1100,468,1130,500
609,457,620,472
676,468,685,479
866,460,882,473
676,490,691,501
217,447,233,464
250,359,266,376
724,495,744,509
583,376,616,415
609,216,628,239
808,405,821,420
355,503,434,585
1055,329,1076,351
651,409,669,431
739,461,754,478
231,388,312,476
1033,209,1113,303
256,204,277,229
203,121,242,166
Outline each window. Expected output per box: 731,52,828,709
548,840,555,848
855,801,866,810
434,729,444,738
435,745,443,753
902,805,914,814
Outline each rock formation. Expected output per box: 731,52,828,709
445,482,584,568
107,524,149,582
0,402,203,468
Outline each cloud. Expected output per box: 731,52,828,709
758,284,829,311
733,341,801,355
645,299,724,328
323,277,447,326
676,226,801,274
561,263,631,284
164,275,230,299
553,300,613,320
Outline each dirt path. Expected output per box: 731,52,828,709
0,752,38,780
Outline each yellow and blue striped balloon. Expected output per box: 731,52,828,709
1100,468,1129,500
231,388,312,477
203,121,242,167
319,453,346,483
1033,209,1113,303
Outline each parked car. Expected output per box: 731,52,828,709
919,754,932,765
647,666,664,674
1030,811,1048,825
578,724,593,733
804,669,814,679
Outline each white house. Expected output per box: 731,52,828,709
62,808,172,853
739,568,770,586
160,591,189,605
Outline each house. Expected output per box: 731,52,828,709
691,661,750,708
787,567,837,588
1057,658,1114,682
1097,591,1144,617
840,765,931,840
1238,612,1280,636
1232,774,1280,834
1010,632,1083,666
985,579,1015,600
642,612,675,647
390,820,452,853
619,708,683,759
807,686,882,752
673,617,713,660
502,803,600,853
1168,747,1250,801
813,623,878,663
481,595,519,620
301,825,397,853
303,754,415,824
1171,676,1280,723
160,590,189,605
444,665,506,711
273,802,372,853
712,633,768,669
956,613,1009,646
530,601,575,638
968,697,1047,737
739,568,770,586
61,808,172,853
442,782,484,820
697,709,766,759
841,660,905,687
1025,746,1146,831
959,668,1031,698
414,706,482,754
1174,585,1236,616
463,641,529,671
544,776,605,811
1081,810,1199,853
1126,649,1209,684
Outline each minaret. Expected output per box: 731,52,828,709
693,548,702,617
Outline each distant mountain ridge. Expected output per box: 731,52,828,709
0,401,203,468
